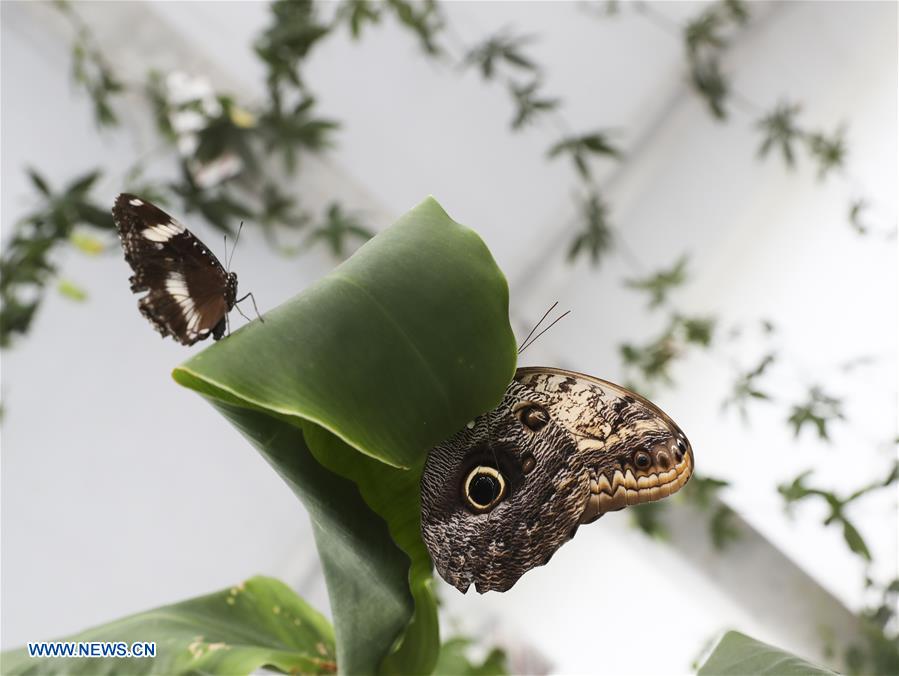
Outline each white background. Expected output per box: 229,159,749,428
2,2,895,673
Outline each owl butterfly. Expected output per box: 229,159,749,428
420,367,694,593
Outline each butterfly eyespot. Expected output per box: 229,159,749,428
513,402,549,432
463,466,507,512
634,451,652,469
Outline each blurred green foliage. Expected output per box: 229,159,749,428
567,192,614,265
778,463,898,563
0,169,111,346
547,131,621,180
433,638,508,676
722,353,775,420
787,387,846,441
625,255,689,308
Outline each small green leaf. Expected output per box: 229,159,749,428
508,80,560,130
57,279,88,301
683,475,729,509
805,128,847,180
548,131,621,179
841,520,871,561
848,198,869,235
787,386,844,440
567,192,614,265
722,353,776,420
27,168,52,196
69,230,106,255
465,31,537,81
690,56,729,120
434,638,509,676
630,502,670,540
698,631,837,675
339,0,382,38
0,576,336,675
757,102,802,167
65,170,102,198
709,504,741,550
307,203,373,257
385,0,444,56
625,255,689,307
681,316,715,346
685,10,727,55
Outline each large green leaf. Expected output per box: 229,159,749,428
174,197,517,675
176,197,515,469
698,631,837,675
0,576,335,675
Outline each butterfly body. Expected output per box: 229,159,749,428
420,367,693,593
112,194,240,346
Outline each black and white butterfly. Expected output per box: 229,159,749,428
112,193,259,346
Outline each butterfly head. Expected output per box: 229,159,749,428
225,272,238,309
420,369,693,594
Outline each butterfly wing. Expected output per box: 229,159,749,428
420,366,693,593
514,367,693,522
112,194,237,346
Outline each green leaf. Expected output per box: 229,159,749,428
200,401,414,676
685,10,727,55
433,638,509,676
629,502,670,540
27,168,52,196
57,279,88,301
308,202,373,258
174,197,517,674
338,0,383,39
1,576,336,675
65,169,102,198
302,425,439,675
709,505,741,550
787,387,844,440
690,56,729,120
698,631,837,675
682,474,729,510
385,0,444,56
508,80,560,130
681,316,715,347
625,255,689,308
567,191,614,265
841,519,871,561
757,102,802,167
805,128,847,180
848,198,869,235
465,31,537,81
69,230,106,255
548,131,621,180
722,353,775,421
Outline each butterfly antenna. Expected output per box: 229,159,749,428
228,221,244,272
518,308,571,354
518,301,558,353
235,291,264,323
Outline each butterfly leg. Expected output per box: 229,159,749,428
235,292,264,323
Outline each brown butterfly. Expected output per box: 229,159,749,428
420,367,694,593
112,194,259,345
